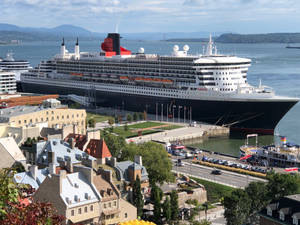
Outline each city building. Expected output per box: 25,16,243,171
260,194,300,225
112,155,149,193
33,166,101,225
0,99,86,134
0,70,16,94
0,136,26,169
94,168,137,224
23,138,96,169
64,130,112,164
13,165,50,190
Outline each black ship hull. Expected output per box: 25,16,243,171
21,82,298,135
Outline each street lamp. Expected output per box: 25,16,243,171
178,105,182,123
172,105,176,123
161,103,163,121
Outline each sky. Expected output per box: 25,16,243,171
1,0,300,33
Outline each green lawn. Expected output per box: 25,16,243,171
108,121,183,138
86,112,113,123
191,176,235,203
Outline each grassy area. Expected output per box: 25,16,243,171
86,112,113,123
110,121,183,138
190,176,235,203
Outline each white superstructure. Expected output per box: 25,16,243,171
0,69,16,94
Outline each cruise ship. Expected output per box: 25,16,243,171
0,52,31,81
21,33,299,134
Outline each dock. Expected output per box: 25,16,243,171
126,123,229,144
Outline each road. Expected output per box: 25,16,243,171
172,160,267,188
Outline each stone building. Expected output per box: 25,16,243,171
0,99,86,134
33,166,101,225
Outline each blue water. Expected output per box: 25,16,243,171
1,40,300,153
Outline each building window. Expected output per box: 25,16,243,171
24,120,27,123
62,116,64,119
90,205,93,211
109,202,111,208
293,217,298,225
78,208,82,214
67,115,69,119
19,120,21,124
52,111,54,114
267,207,272,216
57,116,59,119
104,203,107,209
41,118,43,122
114,201,116,206
125,213,128,218
71,210,74,216
51,117,54,121
46,111,49,115
280,212,285,221
84,206,87,213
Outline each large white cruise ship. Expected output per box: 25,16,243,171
20,33,299,134
0,52,31,81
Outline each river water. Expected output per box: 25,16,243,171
1,39,300,156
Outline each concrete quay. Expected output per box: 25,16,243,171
126,123,229,144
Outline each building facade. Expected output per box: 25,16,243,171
0,99,86,134
0,70,16,94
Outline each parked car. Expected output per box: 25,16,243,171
211,169,222,175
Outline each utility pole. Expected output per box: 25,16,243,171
167,104,169,122
161,103,163,121
189,106,192,124
184,106,186,124
173,105,176,123
178,106,182,123
156,103,158,121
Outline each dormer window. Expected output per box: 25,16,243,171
280,211,285,221
267,207,272,216
293,216,298,225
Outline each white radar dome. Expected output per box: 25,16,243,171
173,45,179,51
183,45,190,51
138,47,145,54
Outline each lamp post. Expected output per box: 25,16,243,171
161,103,163,121
156,103,158,121
178,105,182,123
173,105,176,123
167,104,169,122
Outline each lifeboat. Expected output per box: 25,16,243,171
120,76,129,80
70,72,83,76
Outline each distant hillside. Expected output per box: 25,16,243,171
164,38,210,42
216,33,300,43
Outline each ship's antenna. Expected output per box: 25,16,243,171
62,37,65,46
76,37,79,45
115,23,119,33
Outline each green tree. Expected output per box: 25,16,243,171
191,220,212,225
244,181,269,224
139,112,144,120
108,117,115,126
170,190,179,221
88,118,95,128
150,184,163,202
132,176,144,218
127,114,132,123
266,172,300,200
124,123,129,131
224,189,250,225
115,116,119,124
0,169,19,219
120,142,174,184
102,132,126,158
162,196,171,223
153,186,162,224
133,112,138,121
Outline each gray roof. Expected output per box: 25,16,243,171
287,194,300,202
13,168,49,190
115,161,148,182
0,105,47,121
36,139,96,166
60,171,101,207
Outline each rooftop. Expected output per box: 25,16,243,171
85,139,112,159
13,167,49,190
36,139,96,166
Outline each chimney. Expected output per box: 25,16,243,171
61,38,66,57
108,33,120,55
74,37,80,60
49,163,56,174
29,165,38,180
110,157,117,168
73,165,93,184
48,151,55,164
134,155,142,166
66,160,73,173
59,170,67,193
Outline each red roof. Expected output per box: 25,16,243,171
64,133,87,150
85,139,112,159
